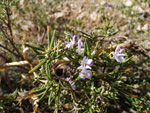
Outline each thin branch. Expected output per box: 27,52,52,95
10,38,24,60
0,25,10,39
0,26,22,58
5,6,13,36
0,54,9,61
0,17,8,25
5,7,24,60
0,6,24,60
54,74,76,102
0,43,19,57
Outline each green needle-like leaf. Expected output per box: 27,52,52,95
47,26,51,49
29,58,47,73
50,30,56,49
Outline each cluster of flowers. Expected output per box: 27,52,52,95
65,34,126,90
65,33,84,55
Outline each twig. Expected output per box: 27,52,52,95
0,44,19,57
0,6,24,60
0,54,8,61
54,74,76,102
0,17,8,25
5,6,12,36
6,6,24,60
4,60,29,67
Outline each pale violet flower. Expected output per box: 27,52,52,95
92,0,95,3
65,78,76,90
77,56,93,70
112,45,125,62
76,39,84,55
97,69,102,75
65,35,76,48
77,56,93,79
105,4,111,11
79,69,92,79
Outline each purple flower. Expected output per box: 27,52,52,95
112,45,125,62
77,56,93,79
105,4,111,11
65,78,76,90
76,39,84,55
65,35,76,48
97,69,102,75
79,69,92,79
77,56,93,70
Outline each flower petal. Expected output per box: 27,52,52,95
81,56,87,65
86,70,92,79
79,70,86,79
77,65,84,70
120,49,125,53
115,45,120,54
65,34,76,48
85,65,92,69
117,54,125,57
79,69,92,79
116,56,125,62
87,59,93,66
